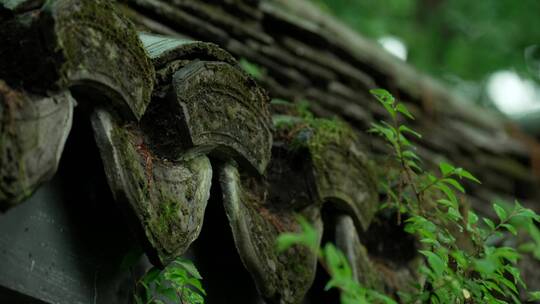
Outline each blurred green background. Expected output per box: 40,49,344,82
311,0,540,120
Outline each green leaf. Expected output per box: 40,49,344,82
402,150,421,161
174,258,202,280
493,203,508,221
514,204,539,222
273,114,301,129
437,231,455,244
276,216,318,252
161,287,179,301
322,243,352,280
455,168,481,183
439,162,455,176
133,295,144,304
396,103,415,120
296,101,313,119
474,258,497,275
167,267,188,280
451,250,468,269
398,133,412,147
370,89,396,119
435,183,458,205
367,290,399,304
324,245,341,273
370,88,395,103
437,199,456,209
442,178,465,193
483,280,504,294
501,223,517,235
369,123,396,144
406,159,423,172
447,207,462,221
518,242,536,253
239,58,264,79
142,268,161,285
399,125,421,138
419,250,446,277
186,291,204,304
505,265,526,288
468,211,479,225
498,276,518,294
296,216,319,250
420,238,439,246
493,246,520,263
528,291,540,301
276,234,304,252
156,281,173,294
186,277,206,295
483,218,496,230
324,278,339,291
405,216,437,240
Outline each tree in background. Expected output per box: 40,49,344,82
312,0,540,112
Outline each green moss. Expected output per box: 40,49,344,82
0,90,36,205
239,58,265,80
0,130,29,204
112,124,186,257
150,197,178,235
45,0,155,118
153,184,181,233
273,101,356,163
111,123,149,204
305,118,354,159
235,175,317,302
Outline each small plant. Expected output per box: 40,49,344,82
239,58,265,80
277,89,540,303
134,258,205,304
277,217,397,304
369,88,540,303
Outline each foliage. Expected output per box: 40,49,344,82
239,58,265,80
311,0,540,89
277,89,540,303
277,216,397,304
369,88,540,303
134,258,205,304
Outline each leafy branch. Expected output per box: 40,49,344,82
277,89,540,304
134,258,206,304
369,88,540,304
277,216,396,304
